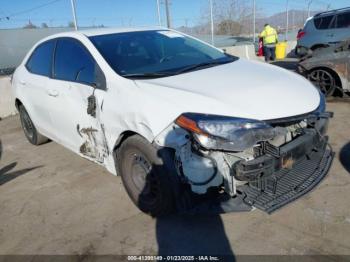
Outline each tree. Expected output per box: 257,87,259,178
68,21,75,28
41,22,49,28
199,0,250,35
23,20,37,29
216,19,242,35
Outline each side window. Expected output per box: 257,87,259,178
336,12,350,28
54,38,96,85
26,40,55,77
314,15,334,30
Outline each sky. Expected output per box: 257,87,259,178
0,0,349,29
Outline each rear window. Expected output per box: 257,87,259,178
336,12,350,28
26,40,55,77
314,15,334,29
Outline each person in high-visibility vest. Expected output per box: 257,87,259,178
259,24,278,62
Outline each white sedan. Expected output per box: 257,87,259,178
12,28,334,216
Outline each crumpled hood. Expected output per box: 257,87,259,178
135,59,320,121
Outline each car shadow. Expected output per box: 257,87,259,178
0,140,43,186
156,214,235,258
339,142,350,173
136,147,235,259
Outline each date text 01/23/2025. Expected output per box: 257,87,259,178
127,255,220,261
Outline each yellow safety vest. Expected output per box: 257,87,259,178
260,26,278,45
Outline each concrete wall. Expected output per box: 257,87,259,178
287,41,297,54
0,28,71,71
222,40,297,60
222,44,260,60
0,76,17,119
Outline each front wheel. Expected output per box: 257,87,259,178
116,135,175,217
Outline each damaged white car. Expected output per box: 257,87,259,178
12,28,334,216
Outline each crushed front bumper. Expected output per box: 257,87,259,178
181,117,334,214
235,116,334,213
238,139,334,213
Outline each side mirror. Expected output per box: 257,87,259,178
86,66,106,118
87,94,96,117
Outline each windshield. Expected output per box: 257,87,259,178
89,30,237,78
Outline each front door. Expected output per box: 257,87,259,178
47,37,108,163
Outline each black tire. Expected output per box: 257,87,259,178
116,135,175,216
307,69,336,97
19,105,48,145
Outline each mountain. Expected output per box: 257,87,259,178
255,10,320,31
177,9,323,36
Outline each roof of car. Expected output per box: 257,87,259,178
314,7,350,18
80,26,167,36
37,26,168,44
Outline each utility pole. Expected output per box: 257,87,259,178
253,0,256,43
209,0,214,45
70,0,78,30
156,0,161,26
165,0,171,28
307,0,313,18
285,0,289,41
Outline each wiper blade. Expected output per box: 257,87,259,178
176,59,233,74
121,72,174,79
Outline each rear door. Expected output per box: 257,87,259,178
313,15,336,46
21,39,56,137
333,11,350,43
48,37,108,162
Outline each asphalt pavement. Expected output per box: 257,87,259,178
0,100,349,257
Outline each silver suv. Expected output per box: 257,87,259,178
296,7,350,56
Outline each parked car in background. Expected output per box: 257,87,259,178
296,7,350,56
12,28,333,216
298,39,350,97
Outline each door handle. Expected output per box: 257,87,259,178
47,89,59,97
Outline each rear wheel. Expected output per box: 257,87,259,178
116,135,175,216
308,69,336,97
19,105,48,145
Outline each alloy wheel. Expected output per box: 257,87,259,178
308,69,335,97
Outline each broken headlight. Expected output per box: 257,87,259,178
176,113,284,152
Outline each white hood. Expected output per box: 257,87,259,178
135,59,320,121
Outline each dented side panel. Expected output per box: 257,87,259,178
299,45,350,91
